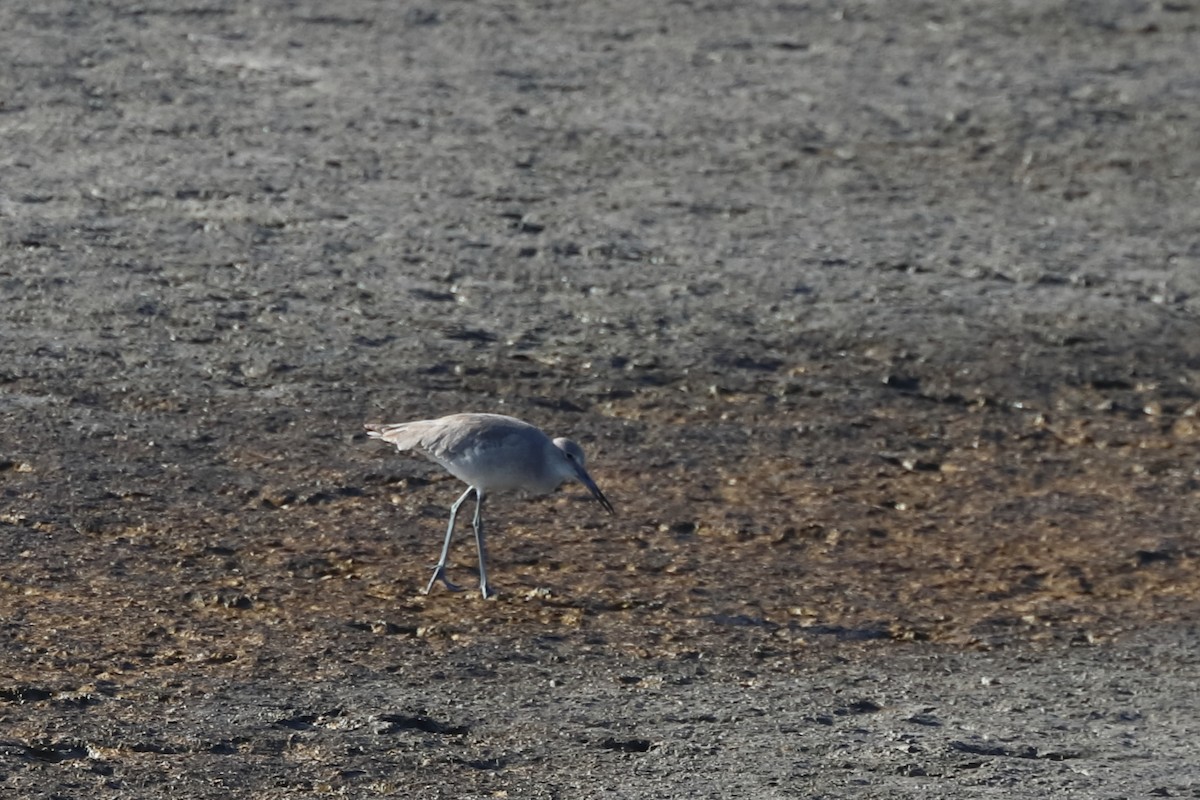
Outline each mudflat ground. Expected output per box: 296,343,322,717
2,1,1200,797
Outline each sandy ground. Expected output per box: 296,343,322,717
2,0,1200,797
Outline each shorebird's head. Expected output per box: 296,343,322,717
552,437,615,515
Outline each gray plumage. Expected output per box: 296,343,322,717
365,412,614,598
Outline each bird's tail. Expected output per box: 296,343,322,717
364,422,424,451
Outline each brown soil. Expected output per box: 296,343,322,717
2,1,1199,797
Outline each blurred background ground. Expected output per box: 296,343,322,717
2,1,1199,797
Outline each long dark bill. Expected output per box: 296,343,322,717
573,464,616,515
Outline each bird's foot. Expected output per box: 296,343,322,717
424,568,463,594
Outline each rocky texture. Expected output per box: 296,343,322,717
2,1,1199,797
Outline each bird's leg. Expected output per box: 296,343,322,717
472,489,490,599
425,487,473,594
